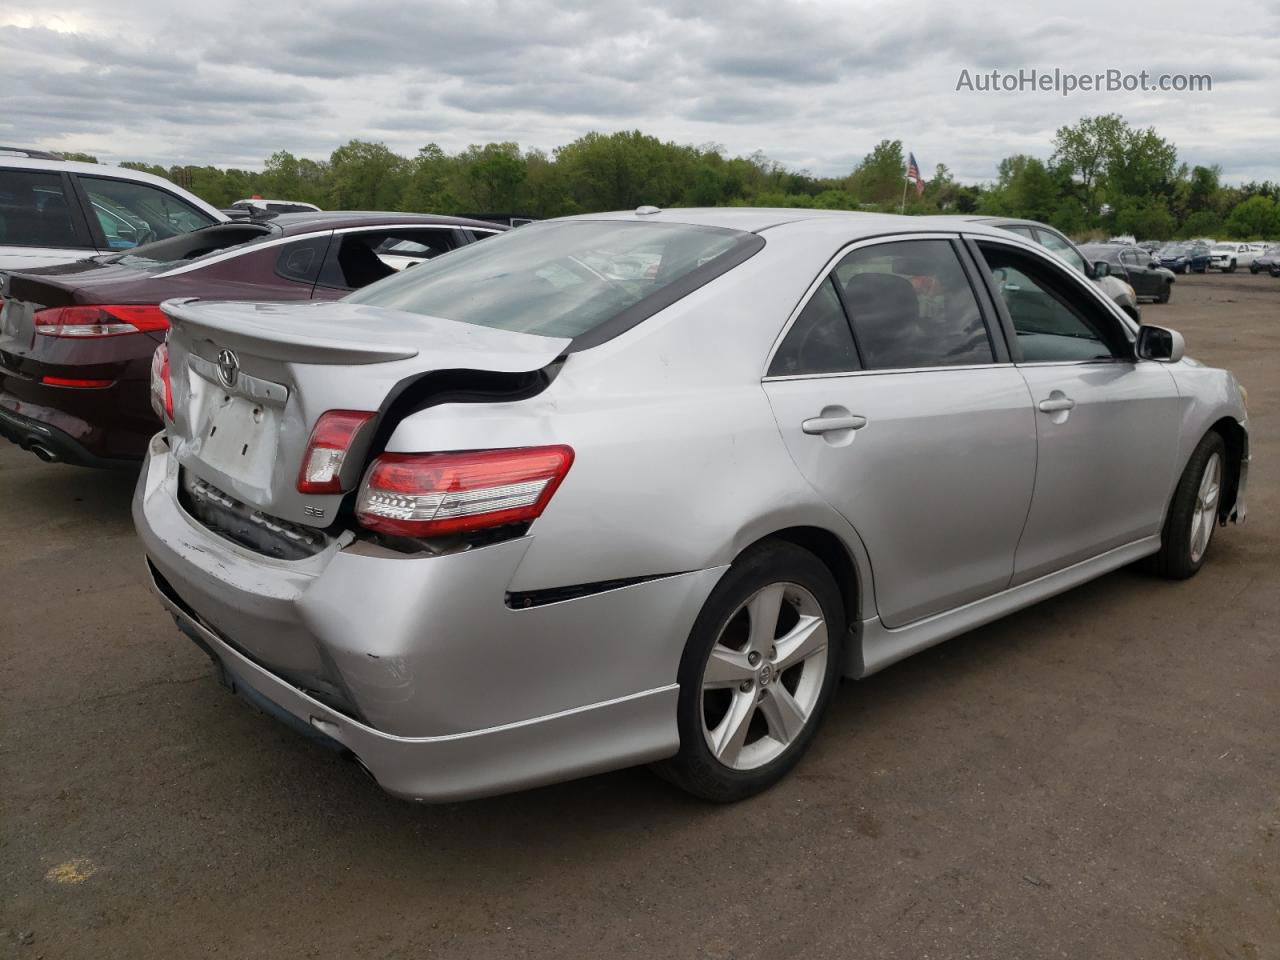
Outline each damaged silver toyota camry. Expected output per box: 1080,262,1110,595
134,208,1249,803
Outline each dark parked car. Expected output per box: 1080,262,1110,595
1250,244,1280,275
0,211,504,466
1079,243,1174,303
1157,242,1211,274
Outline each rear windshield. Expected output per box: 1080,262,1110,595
96,222,276,271
343,220,758,342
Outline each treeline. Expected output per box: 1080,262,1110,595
71,114,1280,241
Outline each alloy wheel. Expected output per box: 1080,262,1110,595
699,582,828,771
1190,452,1221,564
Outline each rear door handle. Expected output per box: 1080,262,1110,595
802,414,868,434
1037,397,1076,413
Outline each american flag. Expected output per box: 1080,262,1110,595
907,153,925,196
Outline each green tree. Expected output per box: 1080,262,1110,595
327,140,406,209
1051,113,1127,221
1113,197,1176,240
1224,195,1280,239
982,155,1060,222
845,139,906,206
453,142,528,212
1179,210,1224,239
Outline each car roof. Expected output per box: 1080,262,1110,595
562,207,1020,241
269,211,509,234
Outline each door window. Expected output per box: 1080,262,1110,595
78,176,215,249
768,277,859,376
1035,229,1086,274
832,239,994,370
319,228,457,289
0,169,83,248
979,244,1126,363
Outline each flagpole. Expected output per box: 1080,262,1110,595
899,175,909,215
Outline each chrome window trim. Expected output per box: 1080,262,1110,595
763,361,1015,383
761,231,999,380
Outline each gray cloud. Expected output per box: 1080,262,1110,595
0,0,1275,182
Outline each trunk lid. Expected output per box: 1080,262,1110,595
162,298,570,528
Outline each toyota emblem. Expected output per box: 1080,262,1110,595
216,349,239,388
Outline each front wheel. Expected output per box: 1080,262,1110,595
1227,260,1237,273
1148,432,1226,579
1158,280,1171,303
654,541,845,802
1250,264,1260,274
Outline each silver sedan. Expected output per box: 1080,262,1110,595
134,208,1249,803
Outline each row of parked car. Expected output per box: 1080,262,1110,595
0,147,1250,806
1127,237,1280,276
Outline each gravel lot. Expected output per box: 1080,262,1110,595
2,269,1277,960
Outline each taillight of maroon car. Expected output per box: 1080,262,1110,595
34,305,168,337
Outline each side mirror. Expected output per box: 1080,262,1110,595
1093,260,1111,278
1136,324,1185,363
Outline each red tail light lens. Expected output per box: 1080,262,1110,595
356,445,574,537
35,304,168,337
41,376,115,388
297,410,376,494
150,343,173,419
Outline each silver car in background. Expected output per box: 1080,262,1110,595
134,209,1249,803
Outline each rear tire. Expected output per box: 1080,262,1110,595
1158,280,1171,303
653,541,845,802
1147,432,1226,580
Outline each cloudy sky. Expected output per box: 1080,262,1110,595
2,0,1277,184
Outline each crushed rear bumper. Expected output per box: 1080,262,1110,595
132,433,721,801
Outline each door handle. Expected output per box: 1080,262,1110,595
802,414,868,434
1037,397,1076,413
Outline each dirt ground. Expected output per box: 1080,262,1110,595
2,269,1277,960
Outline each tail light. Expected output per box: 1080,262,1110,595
150,342,173,419
297,410,376,494
35,304,168,337
356,445,574,538
41,376,114,388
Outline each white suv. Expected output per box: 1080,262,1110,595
1208,242,1257,273
0,147,226,271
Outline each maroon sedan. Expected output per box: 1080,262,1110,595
0,211,504,466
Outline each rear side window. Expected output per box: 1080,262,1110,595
344,220,760,344
0,169,82,248
769,278,859,376
275,235,330,284
79,176,215,248
833,239,994,370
